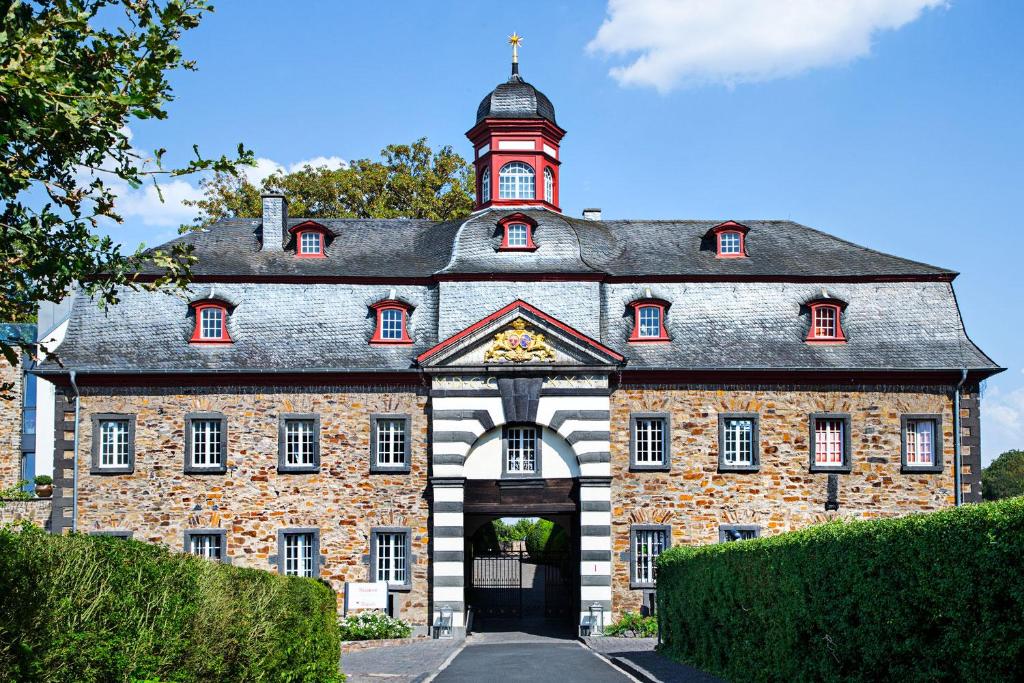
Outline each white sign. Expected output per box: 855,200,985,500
344,582,388,613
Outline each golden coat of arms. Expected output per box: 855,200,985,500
484,318,556,363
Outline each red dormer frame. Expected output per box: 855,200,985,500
805,297,848,343
189,300,233,343
708,221,750,259
497,213,538,251
627,298,671,342
370,299,413,345
289,220,330,259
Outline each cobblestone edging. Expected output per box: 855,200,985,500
339,636,428,654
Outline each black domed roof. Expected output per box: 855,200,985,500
476,73,557,125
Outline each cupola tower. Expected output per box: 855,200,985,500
467,33,566,212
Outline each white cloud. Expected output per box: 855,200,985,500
983,384,1024,466
242,155,348,186
586,0,947,92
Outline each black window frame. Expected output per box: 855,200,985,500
629,524,671,590
717,412,760,472
183,528,230,563
719,524,761,542
629,412,671,472
278,413,321,474
184,412,228,474
369,414,411,474
501,423,542,478
369,526,413,592
276,528,322,578
808,413,853,474
900,414,944,474
89,413,136,475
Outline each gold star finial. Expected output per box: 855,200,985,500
508,32,522,64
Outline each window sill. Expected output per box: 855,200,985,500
184,466,227,475
497,245,539,252
629,582,656,591
629,464,670,473
370,465,411,474
804,338,847,345
809,464,852,474
90,467,134,475
383,583,412,593
717,465,760,474
189,339,233,345
369,339,413,346
901,465,943,474
277,466,320,475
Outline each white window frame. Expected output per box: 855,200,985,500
813,306,837,338
814,417,846,467
283,532,315,578
374,417,408,468
719,231,741,254
285,419,316,467
99,419,131,468
374,531,409,586
506,223,529,248
199,306,224,340
299,231,322,255
504,425,538,475
637,305,662,338
634,417,665,465
722,418,754,466
498,161,536,200
544,167,554,203
190,418,223,468
189,533,223,560
480,167,490,202
632,526,668,588
380,308,404,340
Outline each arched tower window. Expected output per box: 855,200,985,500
498,161,535,200
480,167,491,204
544,167,554,204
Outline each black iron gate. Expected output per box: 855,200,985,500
469,550,573,620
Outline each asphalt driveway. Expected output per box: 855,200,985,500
434,641,630,682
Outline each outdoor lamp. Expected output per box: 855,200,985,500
589,602,604,636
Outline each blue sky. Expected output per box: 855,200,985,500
117,0,1023,464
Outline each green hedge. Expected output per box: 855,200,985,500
524,519,568,563
0,524,342,683
657,498,1024,683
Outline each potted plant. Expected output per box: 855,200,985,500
33,475,53,499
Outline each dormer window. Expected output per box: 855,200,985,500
298,230,323,257
370,300,413,345
628,299,671,342
805,294,848,343
708,221,749,259
190,302,232,343
289,220,329,259
497,213,538,251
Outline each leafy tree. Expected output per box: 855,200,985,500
0,0,252,367
185,138,475,224
982,449,1024,500
493,518,537,543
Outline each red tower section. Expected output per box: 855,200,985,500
467,62,566,212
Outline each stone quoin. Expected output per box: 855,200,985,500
19,38,1002,636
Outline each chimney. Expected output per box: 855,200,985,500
582,208,602,221
261,193,288,252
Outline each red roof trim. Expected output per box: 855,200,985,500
287,220,331,235
417,299,624,363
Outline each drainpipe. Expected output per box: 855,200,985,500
69,370,81,532
953,369,967,507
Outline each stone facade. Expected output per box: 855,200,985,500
0,357,24,489
0,499,52,528
74,384,431,620
609,384,956,616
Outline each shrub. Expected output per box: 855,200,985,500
604,611,658,638
524,519,568,562
337,611,412,641
656,498,1024,682
0,524,342,682
32,475,52,486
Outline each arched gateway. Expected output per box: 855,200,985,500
419,300,623,632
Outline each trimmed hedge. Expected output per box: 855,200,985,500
657,498,1024,682
524,519,568,563
0,524,342,682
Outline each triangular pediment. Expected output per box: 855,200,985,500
417,300,624,369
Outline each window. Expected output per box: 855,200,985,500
628,300,670,342
497,213,538,250
718,414,759,471
298,230,324,257
371,415,411,473
809,414,852,473
185,530,227,562
184,413,226,474
20,452,35,493
631,526,669,588
719,525,760,542
22,373,36,436
91,414,135,474
190,302,232,343
278,414,320,473
372,528,411,588
480,167,491,203
544,167,554,203
630,413,670,471
504,425,539,475
498,161,535,200
278,529,319,578
370,301,413,344
901,415,943,473
718,231,742,255
806,300,847,343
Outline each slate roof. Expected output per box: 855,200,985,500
43,208,1001,377
476,74,557,125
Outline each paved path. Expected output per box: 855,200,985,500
585,637,724,683
341,639,462,683
434,641,630,682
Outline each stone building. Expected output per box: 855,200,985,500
30,57,1001,634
